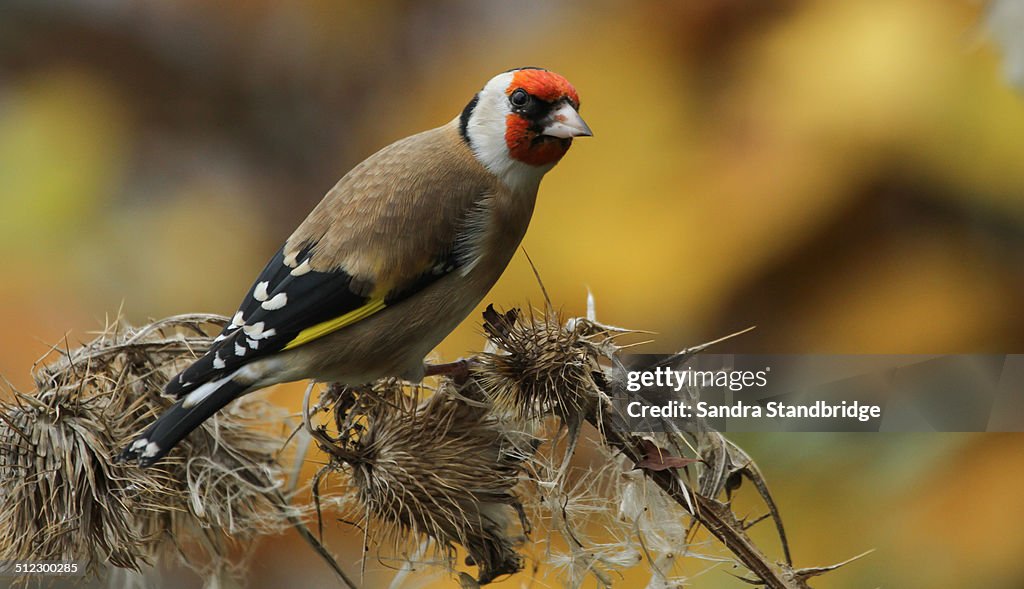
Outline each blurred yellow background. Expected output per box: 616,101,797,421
2,1,1023,587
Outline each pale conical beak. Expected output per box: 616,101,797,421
541,102,593,138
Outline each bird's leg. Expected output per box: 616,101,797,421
423,358,474,384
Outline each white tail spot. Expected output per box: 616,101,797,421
183,373,234,408
142,442,161,458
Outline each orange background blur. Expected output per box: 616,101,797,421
2,1,1023,588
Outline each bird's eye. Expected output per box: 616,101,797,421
510,89,530,107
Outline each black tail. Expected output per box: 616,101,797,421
118,378,249,467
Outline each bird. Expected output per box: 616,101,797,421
119,67,591,467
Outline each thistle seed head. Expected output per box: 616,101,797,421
326,381,528,585
0,314,294,583
474,305,606,424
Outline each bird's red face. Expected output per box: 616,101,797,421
502,69,591,166
460,68,591,187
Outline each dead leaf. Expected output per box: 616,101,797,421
635,438,702,471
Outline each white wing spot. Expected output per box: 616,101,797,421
131,438,148,451
254,281,270,302
234,342,246,356
243,321,265,338
229,311,245,330
283,250,299,267
262,292,288,310
142,442,161,458
212,352,226,369
262,328,276,339
247,338,259,350
290,259,311,276
214,334,227,342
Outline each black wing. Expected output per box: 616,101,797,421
165,243,461,398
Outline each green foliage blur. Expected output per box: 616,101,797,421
2,1,1022,587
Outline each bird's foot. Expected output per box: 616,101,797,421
423,358,474,384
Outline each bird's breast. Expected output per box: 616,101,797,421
459,185,538,284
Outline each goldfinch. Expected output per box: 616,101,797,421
119,67,591,467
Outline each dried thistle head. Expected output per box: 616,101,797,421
474,305,606,424
322,380,529,585
0,314,295,583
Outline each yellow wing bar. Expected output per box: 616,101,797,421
283,297,387,350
